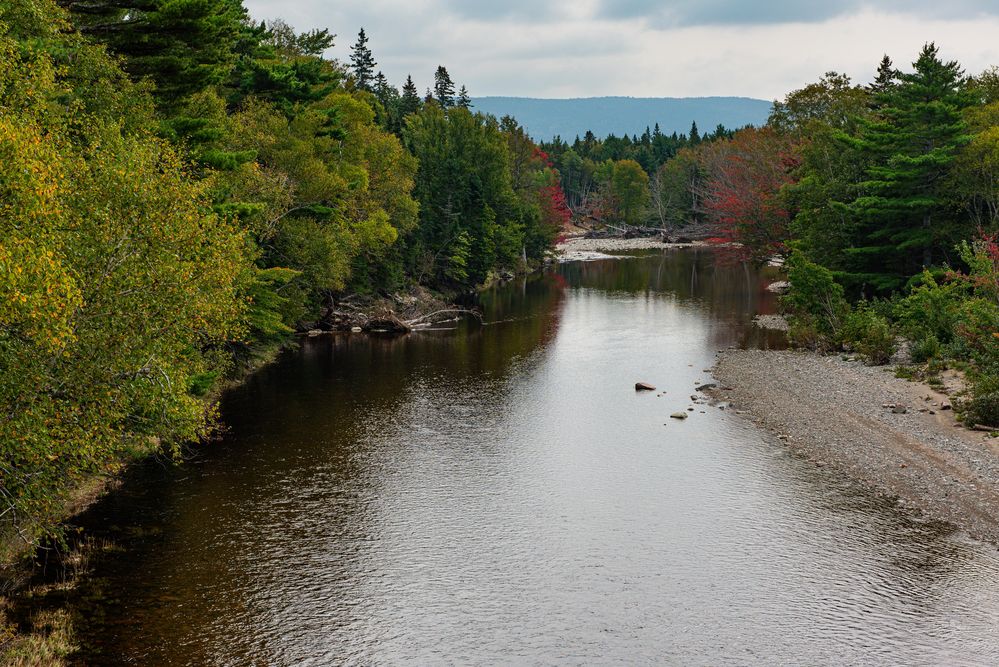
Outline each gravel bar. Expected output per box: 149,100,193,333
713,349,999,544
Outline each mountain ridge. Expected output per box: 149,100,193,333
470,95,773,141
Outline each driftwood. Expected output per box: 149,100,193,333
405,308,484,328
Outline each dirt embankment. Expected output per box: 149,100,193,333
713,349,999,543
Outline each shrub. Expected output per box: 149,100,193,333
964,391,999,428
840,304,895,365
910,334,941,363
782,251,849,349
894,271,967,344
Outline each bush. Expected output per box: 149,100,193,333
965,391,999,428
894,271,966,344
910,334,941,363
840,304,895,365
782,251,849,349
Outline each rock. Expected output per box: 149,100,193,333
670,412,688,420
766,280,791,294
350,326,363,333
635,382,656,391
941,403,953,411
307,329,324,337
892,405,908,414
696,383,717,392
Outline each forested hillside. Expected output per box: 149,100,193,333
472,96,771,140
0,0,569,545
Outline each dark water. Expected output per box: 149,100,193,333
73,250,999,665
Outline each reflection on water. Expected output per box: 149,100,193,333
71,250,999,665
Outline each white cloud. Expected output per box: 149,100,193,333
242,1,999,99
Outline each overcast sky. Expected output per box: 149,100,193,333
242,1,999,100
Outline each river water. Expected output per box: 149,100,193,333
72,250,999,665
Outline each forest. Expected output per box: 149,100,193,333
559,46,999,435
0,0,569,546
5,0,999,551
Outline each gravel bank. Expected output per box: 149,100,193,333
713,349,999,543
556,237,708,262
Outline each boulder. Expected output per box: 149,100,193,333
670,412,688,420
635,382,656,391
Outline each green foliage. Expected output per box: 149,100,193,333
0,13,247,539
782,251,849,348
840,303,895,365
893,271,967,345
842,44,974,293
964,392,999,427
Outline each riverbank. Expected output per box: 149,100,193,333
555,236,711,262
0,283,487,664
712,349,999,544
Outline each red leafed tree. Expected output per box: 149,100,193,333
701,127,800,262
539,182,572,233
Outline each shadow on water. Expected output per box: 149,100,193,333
64,249,999,665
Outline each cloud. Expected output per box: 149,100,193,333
596,0,999,26
241,1,999,99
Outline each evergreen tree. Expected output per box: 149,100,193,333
400,75,421,117
58,0,249,106
456,84,472,109
869,55,899,96
689,121,701,144
374,71,391,103
349,27,376,91
434,65,455,107
845,43,974,291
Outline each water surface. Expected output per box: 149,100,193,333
74,250,999,665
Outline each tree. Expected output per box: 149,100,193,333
769,72,870,134
845,43,974,291
404,106,521,286
434,65,455,108
689,121,701,144
869,55,899,96
701,128,799,261
349,27,376,91
456,85,472,109
400,75,421,117
607,159,650,226
58,0,249,106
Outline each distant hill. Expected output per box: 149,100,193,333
470,96,773,141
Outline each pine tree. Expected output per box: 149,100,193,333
689,121,701,144
374,71,390,103
869,55,899,97
349,27,376,91
434,65,455,108
846,43,974,291
59,0,249,106
400,75,421,116
456,84,472,109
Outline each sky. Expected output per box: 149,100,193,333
242,0,999,100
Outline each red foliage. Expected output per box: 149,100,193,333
701,128,800,262
539,182,572,231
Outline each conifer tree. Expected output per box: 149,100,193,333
689,121,701,144
846,43,973,291
349,27,376,91
400,75,421,116
58,0,249,105
869,55,899,96
434,65,455,107
456,84,472,109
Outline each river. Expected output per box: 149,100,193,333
71,249,999,665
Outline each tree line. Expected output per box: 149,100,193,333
630,45,999,428
0,0,569,544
